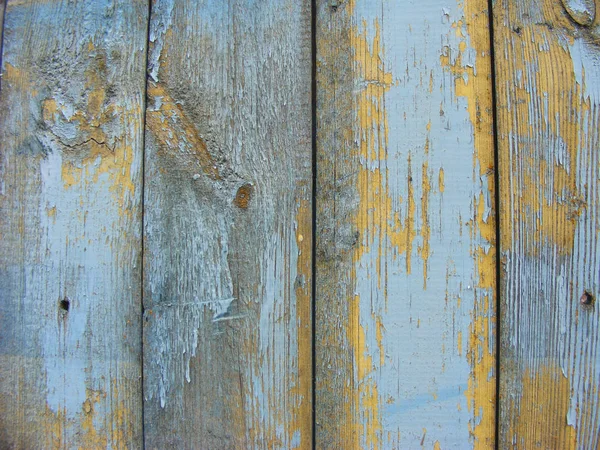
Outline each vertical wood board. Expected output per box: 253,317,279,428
142,0,313,448
495,0,600,448
0,1,147,448
315,0,497,447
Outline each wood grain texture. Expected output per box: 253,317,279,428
495,0,600,448
142,0,312,448
315,0,496,447
0,1,5,89
0,1,147,448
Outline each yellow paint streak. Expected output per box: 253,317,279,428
353,298,382,449
108,379,135,446
43,404,65,450
404,156,416,274
357,322,373,381
439,2,496,448
375,315,385,368
464,294,495,448
429,71,434,93
475,194,495,290
506,363,576,449
438,168,445,193
434,441,442,450
348,17,395,449
290,197,313,449
419,162,431,289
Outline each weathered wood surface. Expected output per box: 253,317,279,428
0,1,147,448
3,1,600,448
142,0,312,448
0,1,5,87
315,0,497,448
495,0,600,448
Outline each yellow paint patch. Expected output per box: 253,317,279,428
46,206,57,219
2,63,34,92
506,362,576,449
80,389,108,449
43,403,66,450
496,14,586,257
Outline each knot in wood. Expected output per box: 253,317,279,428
233,183,253,209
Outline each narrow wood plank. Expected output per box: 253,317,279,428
315,0,496,447
142,1,312,448
495,1,600,448
0,1,5,88
0,1,147,448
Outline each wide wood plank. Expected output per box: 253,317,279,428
495,0,600,448
142,0,312,448
315,0,496,447
0,1,147,448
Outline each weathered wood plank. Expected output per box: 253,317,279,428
0,1,5,88
495,1,600,448
315,0,496,447
0,1,147,448
142,0,312,448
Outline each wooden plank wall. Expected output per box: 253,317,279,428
315,0,496,448
495,0,600,448
0,0,147,448
1,0,600,448
142,0,312,448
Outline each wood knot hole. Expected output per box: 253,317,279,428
580,290,594,306
234,183,253,209
59,297,70,312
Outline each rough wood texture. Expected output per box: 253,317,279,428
495,0,600,448
315,0,496,447
0,1,5,88
142,0,312,448
0,1,147,448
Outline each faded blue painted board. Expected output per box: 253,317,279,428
315,0,497,447
0,1,147,447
